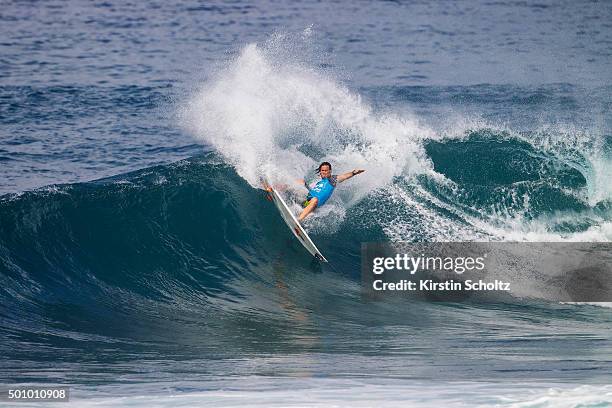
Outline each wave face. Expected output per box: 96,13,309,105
1,154,611,389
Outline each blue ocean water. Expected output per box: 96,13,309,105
1,1,611,406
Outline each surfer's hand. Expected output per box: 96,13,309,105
298,179,310,191
352,169,365,176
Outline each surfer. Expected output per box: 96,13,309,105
297,162,365,221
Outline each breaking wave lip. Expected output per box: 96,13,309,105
178,31,433,202
177,31,610,244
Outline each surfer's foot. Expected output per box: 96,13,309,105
261,180,272,192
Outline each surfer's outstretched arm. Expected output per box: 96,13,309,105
337,169,365,183
297,179,310,191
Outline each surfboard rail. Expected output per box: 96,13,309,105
265,183,328,262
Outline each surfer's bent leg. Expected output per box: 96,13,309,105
298,197,318,222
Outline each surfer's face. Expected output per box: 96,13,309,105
319,165,331,178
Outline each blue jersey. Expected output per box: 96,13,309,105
307,176,337,206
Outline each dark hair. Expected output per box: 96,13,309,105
316,161,332,174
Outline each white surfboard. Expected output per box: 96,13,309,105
266,184,328,262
